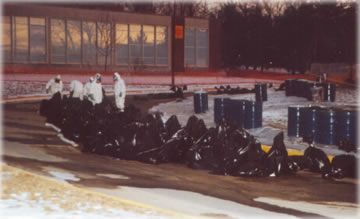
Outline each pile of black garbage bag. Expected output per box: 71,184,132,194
215,85,255,95
133,85,186,101
40,93,357,179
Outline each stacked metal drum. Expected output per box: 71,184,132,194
288,104,358,146
285,79,336,102
193,90,209,114
214,98,263,129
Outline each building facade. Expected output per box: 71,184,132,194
2,3,221,75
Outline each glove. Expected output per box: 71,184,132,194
88,94,94,100
46,89,49,94
119,93,122,98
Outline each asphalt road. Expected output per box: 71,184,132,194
1,95,359,218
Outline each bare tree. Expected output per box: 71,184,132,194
97,19,112,72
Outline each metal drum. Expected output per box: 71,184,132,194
302,105,323,143
214,98,230,123
244,101,262,129
229,99,248,129
323,83,336,102
298,79,309,98
336,106,358,145
193,91,208,114
288,105,308,137
255,84,267,102
306,82,317,101
315,108,337,145
285,79,295,96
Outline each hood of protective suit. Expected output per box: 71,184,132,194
114,72,121,81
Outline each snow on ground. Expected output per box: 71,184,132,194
1,79,280,100
47,171,80,184
93,186,296,219
1,165,168,219
0,193,156,219
254,197,360,218
150,86,359,156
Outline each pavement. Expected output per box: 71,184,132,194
2,71,300,86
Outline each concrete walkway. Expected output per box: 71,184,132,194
2,73,283,86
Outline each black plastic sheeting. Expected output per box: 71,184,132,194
40,93,357,179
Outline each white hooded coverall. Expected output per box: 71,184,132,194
83,77,94,98
69,80,84,100
46,75,63,96
114,72,126,111
88,74,103,106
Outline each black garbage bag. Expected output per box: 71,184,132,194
164,115,182,141
338,138,357,153
157,128,192,163
46,92,63,127
286,155,307,173
304,145,331,173
60,97,83,142
217,129,252,175
39,99,50,117
211,118,237,161
226,132,267,177
323,155,357,179
264,132,289,176
186,127,219,170
111,121,144,160
185,115,208,142
122,104,142,124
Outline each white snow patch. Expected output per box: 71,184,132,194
93,186,296,218
96,173,130,180
254,197,360,218
47,171,80,184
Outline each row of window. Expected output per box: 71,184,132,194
2,16,169,66
185,28,209,67
2,16,209,67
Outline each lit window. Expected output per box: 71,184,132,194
51,19,66,63
97,22,112,65
30,17,46,62
184,28,208,67
156,26,168,65
67,20,81,64
82,21,96,64
115,24,128,64
2,16,11,62
143,25,154,65
14,16,28,62
129,24,142,64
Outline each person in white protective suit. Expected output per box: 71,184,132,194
83,77,94,99
113,72,126,111
45,75,63,96
69,80,84,100
88,73,103,106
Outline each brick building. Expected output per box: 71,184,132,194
2,3,222,75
